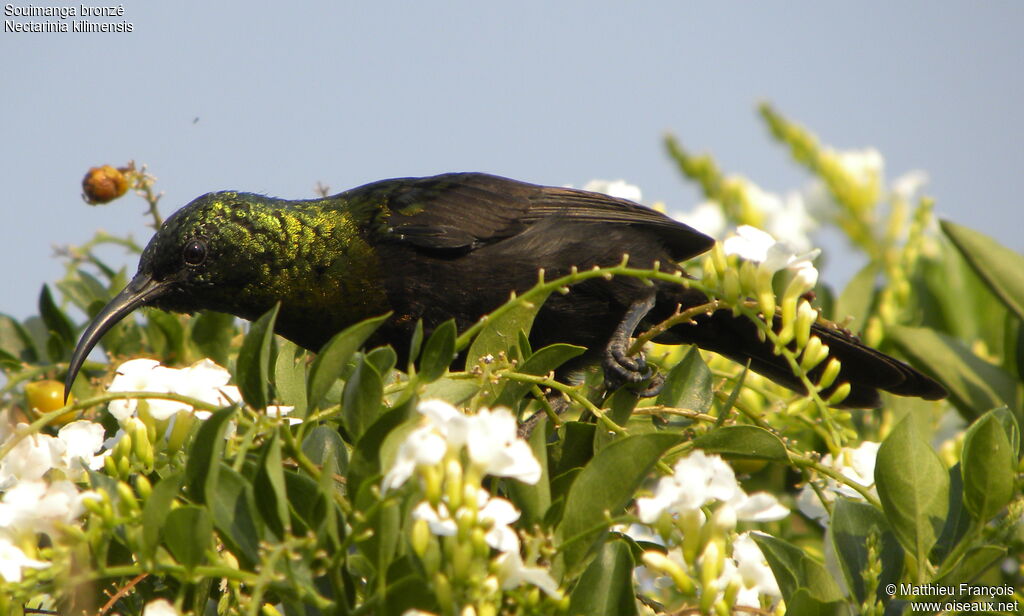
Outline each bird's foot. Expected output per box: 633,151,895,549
603,346,664,397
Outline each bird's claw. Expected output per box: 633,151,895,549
603,347,663,397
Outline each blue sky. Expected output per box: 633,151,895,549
2,1,1021,321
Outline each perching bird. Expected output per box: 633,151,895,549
64,172,946,407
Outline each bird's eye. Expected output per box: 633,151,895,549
182,239,207,266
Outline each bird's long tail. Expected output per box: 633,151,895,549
656,298,946,408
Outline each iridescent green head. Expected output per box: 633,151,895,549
64,190,386,399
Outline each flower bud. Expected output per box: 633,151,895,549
445,458,464,511
135,475,153,500
799,337,829,372
699,538,725,588
817,358,842,390
82,165,129,204
722,269,741,305
826,382,851,406
412,518,431,558
642,551,694,594
434,572,453,611
794,301,817,350
166,411,195,451
710,505,736,536
116,481,139,514
422,465,443,507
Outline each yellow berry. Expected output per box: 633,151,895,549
25,380,76,425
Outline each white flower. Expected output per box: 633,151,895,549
382,424,447,492
412,490,522,554
265,405,301,425
465,407,541,484
495,548,562,598
763,192,817,253
0,534,49,582
0,480,96,536
142,598,180,616
833,147,883,187
174,360,238,409
382,400,541,491
107,358,185,421
107,358,244,422
583,179,643,203
726,491,790,523
0,430,64,487
723,225,820,275
891,170,929,203
636,451,739,523
477,492,521,553
797,441,880,524
416,399,469,446
673,201,727,238
731,532,781,602
57,420,108,477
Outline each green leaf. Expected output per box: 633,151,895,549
164,506,212,570
56,271,108,314
39,284,75,360
419,376,480,406
941,220,1024,322
889,325,1016,420
990,406,1021,454
493,343,586,409
253,433,290,538
235,303,280,409
505,416,551,526
656,346,712,416
274,338,309,418
342,356,385,442
0,313,38,364
207,463,263,568
834,263,879,334
347,405,411,497
466,288,552,368
830,499,903,604
141,473,183,562
407,319,425,368
190,311,237,366
146,310,186,362
568,537,637,616
874,416,949,566
307,312,390,410
960,411,1016,521
933,464,972,563
185,407,236,503
934,545,1007,587
549,422,596,479
555,432,682,574
693,425,789,461
302,425,349,477
751,533,844,603
418,319,456,383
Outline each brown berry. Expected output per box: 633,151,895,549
82,165,129,204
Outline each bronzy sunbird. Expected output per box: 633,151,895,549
64,172,946,407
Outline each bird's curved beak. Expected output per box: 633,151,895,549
64,272,172,401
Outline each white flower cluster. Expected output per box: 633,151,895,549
107,358,295,425
796,441,880,524
0,411,105,582
384,400,559,599
0,357,285,584
629,451,788,611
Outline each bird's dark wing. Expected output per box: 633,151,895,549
344,172,714,260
